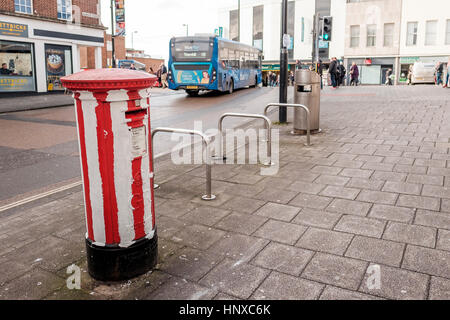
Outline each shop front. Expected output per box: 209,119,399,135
346,57,396,85
399,56,449,84
0,15,104,95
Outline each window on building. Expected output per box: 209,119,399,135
350,25,360,47
383,23,394,47
57,0,72,21
447,20,450,45
367,24,376,47
253,5,263,50
406,22,418,46
229,10,239,41
287,1,295,59
14,0,32,14
425,20,437,46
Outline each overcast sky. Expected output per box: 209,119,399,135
100,0,230,63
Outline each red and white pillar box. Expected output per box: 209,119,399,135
61,68,158,281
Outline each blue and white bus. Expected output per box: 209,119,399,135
168,36,262,96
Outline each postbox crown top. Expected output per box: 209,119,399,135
61,68,157,92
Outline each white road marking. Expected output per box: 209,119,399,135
0,180,82,213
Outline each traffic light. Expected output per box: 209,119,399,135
322,16,333,41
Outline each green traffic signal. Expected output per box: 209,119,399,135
323,34,329,40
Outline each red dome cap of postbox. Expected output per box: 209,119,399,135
61,68,157,92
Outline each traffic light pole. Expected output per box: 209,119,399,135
314,13,320,64
279,0,288,124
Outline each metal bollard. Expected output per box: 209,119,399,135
151,127,216,201
215,113,273,166
264,103,312,146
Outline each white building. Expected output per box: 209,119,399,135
218,0,346,73
398,0,450,83
218,0,449,85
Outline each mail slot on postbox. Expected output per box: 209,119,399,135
61,68,158,281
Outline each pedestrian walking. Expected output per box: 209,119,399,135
317,60,324,90
385,68,393,85
159,63,168,89
407,65,413,85
349,62,359,86
329,57,338,89
444,58,450,88
338,62,346,86
435,62,444,86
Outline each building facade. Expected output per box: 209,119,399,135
0,0,105,94
218,0,450,85
398,0,450,84
344,0,403,85
218,0,346,74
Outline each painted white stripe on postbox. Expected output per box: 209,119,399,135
79,91,106,246
109,95,136,248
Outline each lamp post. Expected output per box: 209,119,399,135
131,30,138,49
279,0,288,123
110,0,116,68
182,24,189,36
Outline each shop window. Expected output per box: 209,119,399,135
14,0,32,14
57,0,72,21
45,44,72,91
0,40,36,92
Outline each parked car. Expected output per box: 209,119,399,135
411,62,435,85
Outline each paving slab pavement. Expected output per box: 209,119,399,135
1,85,450,300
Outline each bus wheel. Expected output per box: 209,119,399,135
186,90,199,97
228,79,234,94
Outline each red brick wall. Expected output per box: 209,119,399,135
0,0,15,12
133,57,165,74
102,33,126,68
0,0,102,28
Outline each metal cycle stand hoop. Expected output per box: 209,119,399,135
264,103,312,146
151,127,216,201
216,113,273,166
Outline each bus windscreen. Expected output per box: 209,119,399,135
172,41,212,61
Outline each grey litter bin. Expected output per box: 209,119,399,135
293,69,321,134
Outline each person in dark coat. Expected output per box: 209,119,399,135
328,57,338,89
349,62,359,86
338,62,346,86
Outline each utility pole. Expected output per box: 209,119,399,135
110,0,116,68
312,13,320,66
279,0,288,123
238,0,240,41
182,24,189,37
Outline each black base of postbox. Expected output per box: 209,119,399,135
85,231,158,282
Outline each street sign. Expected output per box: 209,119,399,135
283,34,290,48
319,39,328,49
